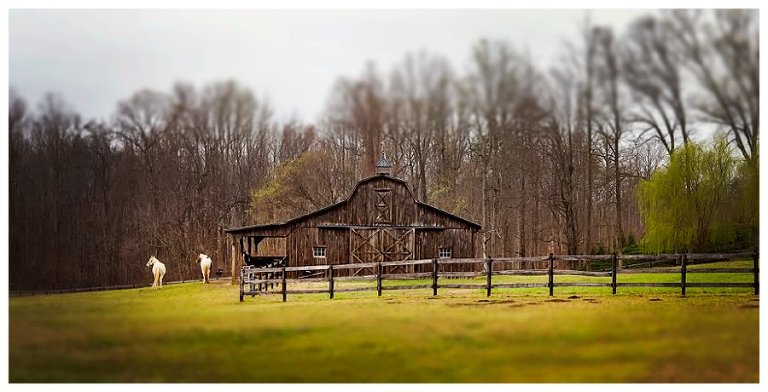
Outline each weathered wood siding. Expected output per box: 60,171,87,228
228,175,480,273
414,229,476,259
287,228,350,267
255,237,286,257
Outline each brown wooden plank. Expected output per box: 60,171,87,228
284,265,331,272
492,256,551,263
294,277,330,283
437,258,486,265
241,291,278,296
381,284,433,291
686,268,755,273
552,270,613,277
438,284,487,289
332,262,379,270
553,282,612,287
620,254,682,261
548,253,554,296
245,279,284,284
492,283,550,288
334,274,378,281
379,259,433,267
682,253,688,296
496,270,549,276
556,255,615,261
616,283,681,287
335,287,378,293
284,289,333,294
281,267,287,302
619,268,681,274
686,252,754,260
486,259,493,297
381,272,434,279
611,253,617,294
432,258,438,296
754,251,759,295
440,272,485,278
685,283,755,288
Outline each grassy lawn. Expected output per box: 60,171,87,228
9,265,759,383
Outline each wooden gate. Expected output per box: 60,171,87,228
350,228,415,275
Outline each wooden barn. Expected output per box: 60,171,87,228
225,158,481,278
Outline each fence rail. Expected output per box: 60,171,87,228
239,252,759,302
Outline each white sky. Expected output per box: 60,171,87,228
11,9,653,124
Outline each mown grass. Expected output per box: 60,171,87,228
9,264,759,383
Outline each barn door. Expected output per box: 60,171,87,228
350,228,415,276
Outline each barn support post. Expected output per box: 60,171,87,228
239,266,244,302
432,258,438,296
250,265,256,296
548,253,554,296
486,258,493,297
281,266,287,302
753,249,759,296
611,253,617,294
376,262,382,297
329,265,335,299
681,253,688,297
231,237,240,285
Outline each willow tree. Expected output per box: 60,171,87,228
636,137,755,253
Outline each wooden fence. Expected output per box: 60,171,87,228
239,252,759,302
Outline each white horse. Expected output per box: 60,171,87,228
146,256,166,289
197,253,213,283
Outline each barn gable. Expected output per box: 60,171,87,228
226,174,480,234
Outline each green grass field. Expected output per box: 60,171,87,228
9,262,759,383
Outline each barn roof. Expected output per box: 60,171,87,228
225,174,481,234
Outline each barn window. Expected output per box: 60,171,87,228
374,189,392,223
439,247,452,259
313,246,326,258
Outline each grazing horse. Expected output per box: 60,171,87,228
146,256,166,289
197,253,213,283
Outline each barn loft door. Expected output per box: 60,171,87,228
350,228,415,275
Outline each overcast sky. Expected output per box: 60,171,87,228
10,9,654,124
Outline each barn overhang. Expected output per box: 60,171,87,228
316,224,446,230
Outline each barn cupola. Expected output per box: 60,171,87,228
375,155,392,176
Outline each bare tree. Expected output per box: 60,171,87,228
668,9,758,161
622,15,689,154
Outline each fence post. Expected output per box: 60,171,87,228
486,258,493,297
239,267,244,302
329,265,334,299
754,250,759,296
548,253,554,296
377,262,383,297
281,266,287,302
432,258,438,296
611,253,617,295
681,253,688,297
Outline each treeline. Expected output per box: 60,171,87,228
9,10,758,290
